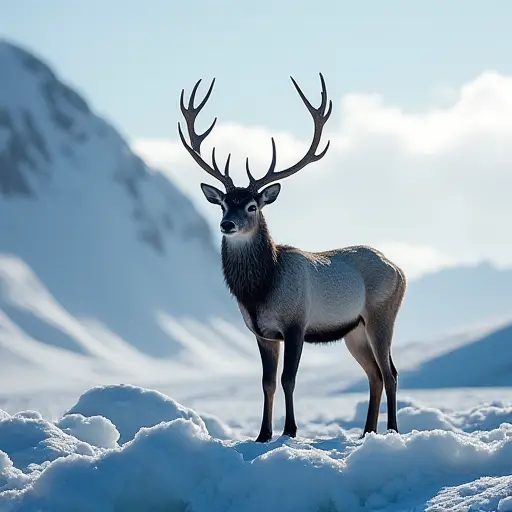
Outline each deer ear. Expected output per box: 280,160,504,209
257,183,281,207
200,183,225,205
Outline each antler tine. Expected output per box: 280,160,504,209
178,78,235,191
247,72,332,192
179,79,217,152
246,137,277,187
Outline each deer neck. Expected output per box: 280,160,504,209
220,216,278,308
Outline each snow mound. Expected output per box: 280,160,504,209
56,414,119,449
0,385,512,511
499,494,512,512
459,402,512,432
323,398,512,438
65,383,207,444
0,412,97,473
396,406,461,433
197,411,234,440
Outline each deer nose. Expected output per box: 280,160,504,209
220,220,236,234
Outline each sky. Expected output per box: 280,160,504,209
2,0,512,279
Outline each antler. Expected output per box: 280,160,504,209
178,78,235,191
246,72,332,193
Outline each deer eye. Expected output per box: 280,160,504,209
247,204,257,212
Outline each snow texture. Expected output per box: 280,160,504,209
0,384,511,512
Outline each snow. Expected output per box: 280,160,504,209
55,414,119,449
0,410,98,472
499,495,512,511
65,383,206,444
0,384,511,511
393,261,512,345
398,322,512,388
0,40,261,391
396,406,460,433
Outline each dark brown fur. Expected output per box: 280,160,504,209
221,213,277,307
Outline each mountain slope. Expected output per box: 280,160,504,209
394,261,512,344
397,321,512,388
0,40,260,387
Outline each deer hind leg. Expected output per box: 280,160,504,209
345,322,383,436
255,337,280,443
364,309,399,433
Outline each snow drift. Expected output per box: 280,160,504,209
0,384,511,512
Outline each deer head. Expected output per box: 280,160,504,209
178,74,332,238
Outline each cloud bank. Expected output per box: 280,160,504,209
133,71,512,279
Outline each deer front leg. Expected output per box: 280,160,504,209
255,337,280,443
281,325,304,438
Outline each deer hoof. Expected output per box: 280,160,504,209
255,431,272,443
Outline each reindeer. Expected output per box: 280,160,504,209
177,74,407,442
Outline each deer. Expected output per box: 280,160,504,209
177,73,407,442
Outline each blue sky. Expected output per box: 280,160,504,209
3,1,512,278
3,0,512,140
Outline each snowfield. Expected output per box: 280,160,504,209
0,384,511,512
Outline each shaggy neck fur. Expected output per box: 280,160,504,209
221,215,278,308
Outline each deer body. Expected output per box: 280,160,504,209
177,74,407,442
226,240,396,344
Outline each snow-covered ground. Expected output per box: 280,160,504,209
0,383,512,512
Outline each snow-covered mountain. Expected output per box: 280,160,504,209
394,261,512,344
398,320,512,388
0,40,263,388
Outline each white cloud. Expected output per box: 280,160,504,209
132,71,512,280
